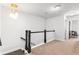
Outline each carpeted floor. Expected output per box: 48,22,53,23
31,39,79,55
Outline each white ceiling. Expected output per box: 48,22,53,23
1,3,79,18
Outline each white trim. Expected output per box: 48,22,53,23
32,39,65,49
59,39,66,41
32,43,44,49
47,39,54,42
1,47,28,55
1,47,21,54
0,39,54,55
47,39,65,42
32,39,58,49
1,39,65,55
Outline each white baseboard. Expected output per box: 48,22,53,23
32,39,55,49
0,39,54,55
32,43,44,49
1,47,28,55
32,39,65,49
1,39,65,55
1,47,21,55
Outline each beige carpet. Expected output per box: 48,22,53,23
31,39,79,55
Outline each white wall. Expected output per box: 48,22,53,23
46,16,65,40
0,7,45,53
0,6,3,53
72,20,79,31
0,5,65,53
0,6,1,38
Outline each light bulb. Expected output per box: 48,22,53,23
9,12,18,19
50,7,56,11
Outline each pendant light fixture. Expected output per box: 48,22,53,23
9,3,19,19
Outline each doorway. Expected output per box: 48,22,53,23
65,14,79,40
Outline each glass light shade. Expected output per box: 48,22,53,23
9,12,18,19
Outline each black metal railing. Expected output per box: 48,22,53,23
21,29,55,53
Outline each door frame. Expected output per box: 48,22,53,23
64,9,79,40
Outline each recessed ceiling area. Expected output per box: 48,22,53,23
1,3,79,18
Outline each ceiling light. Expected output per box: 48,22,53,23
9,3,19,19
50,7,57,11
9,12,18,19
10,3,18,10
49,4,61,11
